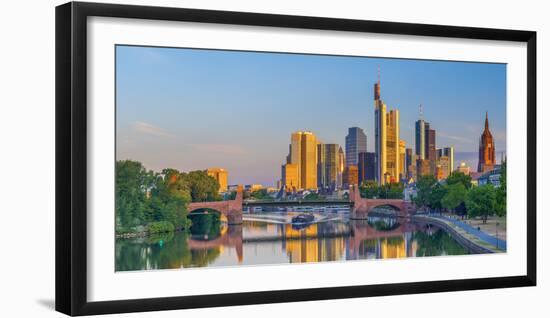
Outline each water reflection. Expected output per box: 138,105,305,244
115,213,468,271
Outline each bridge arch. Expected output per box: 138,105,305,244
188,208,228,223
348,185,412,219
367,203,402,214
186,185,243,225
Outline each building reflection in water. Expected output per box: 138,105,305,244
115,213,463,271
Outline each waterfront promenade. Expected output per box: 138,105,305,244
414,213,506,253
433,214,507,250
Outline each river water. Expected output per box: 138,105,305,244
115,211,469,271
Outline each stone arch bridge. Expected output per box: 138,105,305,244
187,185,243,225
187,184,414,224
348,185,415,219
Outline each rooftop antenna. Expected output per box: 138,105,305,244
377,65,381,84
419,104,424,120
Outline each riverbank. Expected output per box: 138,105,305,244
412,214,505,253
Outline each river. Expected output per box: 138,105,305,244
115,210,469,271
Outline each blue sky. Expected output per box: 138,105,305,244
116,45,506,186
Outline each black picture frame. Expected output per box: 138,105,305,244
55,1,537,316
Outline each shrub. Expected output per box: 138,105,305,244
148,221,175,234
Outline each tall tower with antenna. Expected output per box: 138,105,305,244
415,104,426,161
373,67,401,184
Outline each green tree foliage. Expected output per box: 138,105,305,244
360,180,379,198
116,160,226,234
148,221,175,234
186,170,221,202
495,160,507,217
115,160,154,231
466,184,497,223
148,168,192,231
413,175,438,209
304,192,320,200
446,171,473,189
359,181,404,199
441,183,468,212
250,189,272,200
427,183,447,212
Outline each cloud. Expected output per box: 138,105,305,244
133,121,174,138
437,131,472,144
190,143,248,156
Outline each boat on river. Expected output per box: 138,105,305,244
291,213,315,224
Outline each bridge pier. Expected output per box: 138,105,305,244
226,212,243,225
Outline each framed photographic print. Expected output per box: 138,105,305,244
55,1,536,316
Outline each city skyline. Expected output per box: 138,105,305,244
116,45,506,186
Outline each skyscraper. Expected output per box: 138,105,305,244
358,152,376,184
442,146,454,174
425,123,436,162
415,120,426,160
317,143,341,190
345,127,367,167
285,131,318,190
386,110,401,183
478,112,496,173
374,74,400,184
415,105,426,160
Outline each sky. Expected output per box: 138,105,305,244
116,45,507,186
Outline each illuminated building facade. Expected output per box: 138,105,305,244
317,143,341,190
281,163,299,191
438,156,450,179
399,140,406,180
374,76,401,185
343,165,359,189
206,168,228,192
285,131,318,190
337,146,345,189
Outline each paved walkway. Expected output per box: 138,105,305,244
430,214,507,250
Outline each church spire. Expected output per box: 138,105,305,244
485,111,489,130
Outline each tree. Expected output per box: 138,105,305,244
441,183,468,212
427,183,447,213
250,189,272,200
495,160,507,217
446,171,473,189
304,192,320,200
359,181,404,199
115,160,154,230
380,182,404,199
185,170,221,202
148,168,192,230
414,175,437,209
360,180,379,199
466,184,497,223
